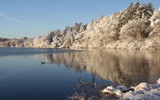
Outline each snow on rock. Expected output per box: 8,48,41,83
102,78,160,100
157,79,160,84
102,86,127,97
133,82,150,91
102,86,117,94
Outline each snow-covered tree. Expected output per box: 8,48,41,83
120,19,152,39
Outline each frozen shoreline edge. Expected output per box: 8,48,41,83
102,78,160,100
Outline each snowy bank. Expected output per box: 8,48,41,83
102,79,160,100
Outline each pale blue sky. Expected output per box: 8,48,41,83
0,0,160,38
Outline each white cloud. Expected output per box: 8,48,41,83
0,12,29,25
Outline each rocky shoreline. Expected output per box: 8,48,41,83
102,78,160,100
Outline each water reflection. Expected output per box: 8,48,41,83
38,50,160,86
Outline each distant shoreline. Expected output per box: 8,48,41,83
1,2,160,50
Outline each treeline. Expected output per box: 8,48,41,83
0,37,33,47
33,22,87,48
1,2,160,50
0,37,8,42
69,2,160,49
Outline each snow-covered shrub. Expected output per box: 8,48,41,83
120,19,152,39
149,8,160,36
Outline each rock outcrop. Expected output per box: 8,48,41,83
102,78,160,100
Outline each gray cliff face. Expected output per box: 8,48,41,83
1,2,160,50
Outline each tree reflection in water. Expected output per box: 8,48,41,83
38,50,160,87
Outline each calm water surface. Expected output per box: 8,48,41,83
0,48,160,100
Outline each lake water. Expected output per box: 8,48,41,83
0,48,160,100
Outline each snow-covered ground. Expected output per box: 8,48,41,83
102,79,160,100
